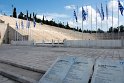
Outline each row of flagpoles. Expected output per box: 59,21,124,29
14,0,124,41
73,0,124,39
15,16,36,41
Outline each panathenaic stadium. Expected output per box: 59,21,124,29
0,15,124,83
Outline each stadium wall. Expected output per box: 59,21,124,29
64,40,123,48
0,23,8,45
0,22,29,45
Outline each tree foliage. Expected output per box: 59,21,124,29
11,6,124,33
108,25,124,33
13,7,17,18
18,12,24,19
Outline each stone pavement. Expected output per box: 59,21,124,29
0,44,124,72
0,75,19,83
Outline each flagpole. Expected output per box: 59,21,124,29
86,5,88,38
28,20,30,41
30,24,31,41
82,6,87,40
112,0,114,40
96,5,98,40
15,20,16,41
17,16,19,41
22,28,23,41
73,9,77,40
30,22,33,40
21,20,24,41
73,9,74,32
82,6,84,40
18,21,20,41
100,10,102,39
21,20,22,41
29,22,30,41
91,6,92,35
15,27,16,41
77,5,78,40
118,0,120,40
30,21,31,41
101,17,102,39
118,0,124,40
106,1,108,37
82,8,84,40
17,25,18,41
101,3,104,40
12,5,16,41
106,17,108,39
73,9,75,40
16,19,18,41
26,25,28,41
26,19,28,41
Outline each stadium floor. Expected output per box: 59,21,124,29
0,44,123,72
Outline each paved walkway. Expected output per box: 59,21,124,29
0,45,124,71
0,75,19,83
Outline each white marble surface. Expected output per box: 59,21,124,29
39,56,94,83
91,59,124,83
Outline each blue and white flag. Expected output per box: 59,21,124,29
101,3,104,20
21,20,24,29
86,6,88,20
106,4,108,20
82,7,87,21
28,21,30,28
33,18,36,27
26,19,30,28
118,0,124,16
96,7,101,17
16,21,18,29
19,21,20,29
74,10,77,22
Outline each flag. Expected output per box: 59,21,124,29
82,7,87,21
26,19,28,28
96,7,101,17
86,6,88,20
106,4,108,20
26,19,30,28
21,20,23,29
101,3,104,20
16,21,18,29
19,21,20,29
33,17,36,27
118,0,124,16
74,10,77,22
28,21,30,28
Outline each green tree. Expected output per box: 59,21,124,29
113,28,118,33
108,27,113,33
119,25,124,32
37,18,42,23
79,28,82,32
30,13,32,21
65,22,70,29
24,15,27,20
13,7,17,18
42,15,45,23
34,14,37,20
18,12,24,19
97,28,104,33
33,12,35,18
27,10,28,19
76,27,79,31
